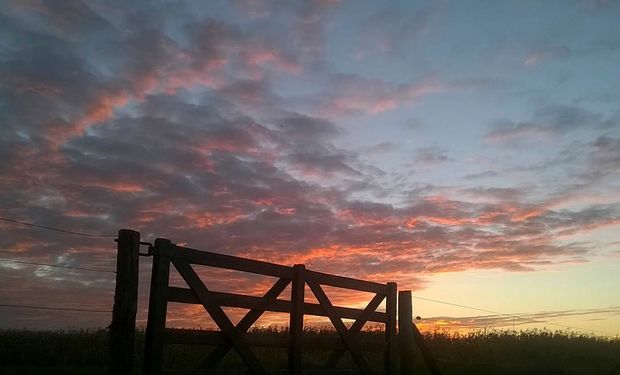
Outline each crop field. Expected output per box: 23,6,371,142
1,328,618,374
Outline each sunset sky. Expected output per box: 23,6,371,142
1,0,619,336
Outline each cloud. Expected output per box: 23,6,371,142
417,306,620,333
310,74,449,117
353,4,431,58
413,147,451,166
463,170,501,180
485,105,611,144
1,0,619,329
523,46,571,66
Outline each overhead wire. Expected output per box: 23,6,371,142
413,295,616,336
0,216,116,238
0,303,111,313
0,215,615,336
0,258,115,274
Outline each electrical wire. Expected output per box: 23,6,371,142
0,215,615,336
413,295,615,336
0,217,116,238
0,303,111,313
0,258,115,274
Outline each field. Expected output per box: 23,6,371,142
1,328,619,374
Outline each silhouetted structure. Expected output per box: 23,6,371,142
110,229,440,375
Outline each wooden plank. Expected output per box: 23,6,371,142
325,292,385,368
165,328,386,352
162,369,371,375
385,282,397,375
306,274,373,375
171,259,266,375
398,291,415,375
204,277,291,368
168,287,387,322
109,229,140,375
144,238,172,375
411,320,442,375
289,264,305,375
307,270,386,294
164,245,293,279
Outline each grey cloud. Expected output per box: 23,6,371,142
413,147,451,166
524,46,571,65
485,104,614,144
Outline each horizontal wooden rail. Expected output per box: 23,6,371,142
307,270,387,294
161,245,294,279
168,287,387,323
162,369,375,375
165,328,386,352
158,245,386,294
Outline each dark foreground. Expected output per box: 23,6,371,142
1,328,618,374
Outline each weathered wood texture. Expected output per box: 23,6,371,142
324,292,385,368
171,258,267,375
398,291,443,375
203,277,290,369
144,239,172,375
167,287,387,322
306,273,372,375
142,240,400,374
411,318,442,375
109,229,140,375
385,282,398,375
163,245,293,279
398,291,416,375
289,264,305,375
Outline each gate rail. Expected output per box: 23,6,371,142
144,238,397,375
109,229,441,375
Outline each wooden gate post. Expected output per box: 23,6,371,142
398,290,416,375
109,229,140,375
385,282,398,375
289,264,305,374
144,239,172,375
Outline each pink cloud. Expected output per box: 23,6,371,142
315,76,464,117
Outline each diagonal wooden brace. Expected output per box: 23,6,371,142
306,274,373,375
324,292,385,368
172,259,267,375
202,277,291,368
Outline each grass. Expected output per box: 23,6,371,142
0,327,619,374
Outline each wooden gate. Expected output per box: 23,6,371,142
143,238,397,374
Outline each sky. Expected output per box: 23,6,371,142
0,0,619,336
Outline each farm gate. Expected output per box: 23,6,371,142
109,229,441,375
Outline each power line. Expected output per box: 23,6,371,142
0,216,116,238
0,303,111,313
413,295,615,336
0,258,115,274
414,295,511,317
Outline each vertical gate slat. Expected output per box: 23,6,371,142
134,233,418,374
385,282,397,375
398,290,416,375
144,238,172,375
289,264,305,375
109,229,140,375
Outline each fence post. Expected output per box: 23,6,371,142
398,290,416,375
109,229,140,375
385,282,397,375
144,239,172,375
410,310,442,375
289,264,305,374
